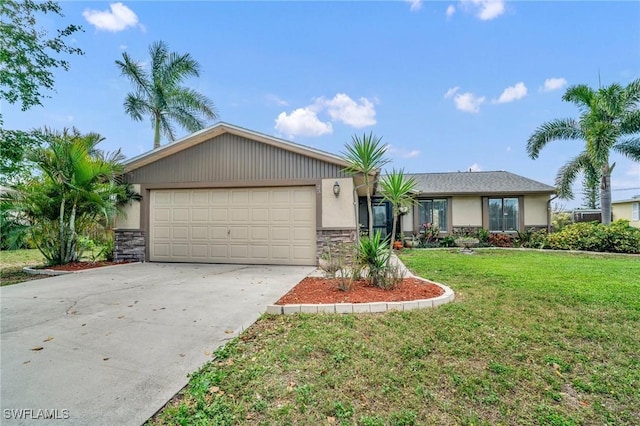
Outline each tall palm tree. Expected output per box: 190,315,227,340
378,169,418,250
527,79,640,225
342,132,390,236
116,41,218,149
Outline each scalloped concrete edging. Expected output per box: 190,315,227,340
22,262,140,276
266,255,455,315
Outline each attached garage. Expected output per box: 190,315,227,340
114,122,358,266
149,187,316,265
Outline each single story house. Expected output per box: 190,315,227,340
360,171,556,237
612,197,640,228
114,122,556,265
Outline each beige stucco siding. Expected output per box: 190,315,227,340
452,196,482,227
524,194,550,226
115,184,141,229
321,178,356,228
613,202,640,228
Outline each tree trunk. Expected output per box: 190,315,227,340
390,213,398,250
58,198,66,265
365,175,374,237
600,164,612,226
153,115,161,149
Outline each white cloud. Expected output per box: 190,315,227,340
406,0,422,11
453,91,485,113
542,77,568,92
83,3,141,32
119,44,127,50
265,94,289,107
444,86,459,99
319,93,377,128
274,108,332,138
506,146,512,152
461,0,505,21
468,163,482,172
446,5,456,17
493,82,528,104
625,165,640,178
386,144,421,159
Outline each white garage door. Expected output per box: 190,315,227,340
149,187,317,265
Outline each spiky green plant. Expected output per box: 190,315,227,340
342,132,390,237
378,169,418,250
527,78,640,225
357,230,391,288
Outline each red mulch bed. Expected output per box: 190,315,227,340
46,261,131,271
275,277,444,305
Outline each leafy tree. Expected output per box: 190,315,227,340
378,169,418,250
0,0,83,183
5,128,137,264
116,41,218,149
342,132,390,237
527,79,640,225
0,0,83,112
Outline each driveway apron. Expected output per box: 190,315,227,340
1,262,314,425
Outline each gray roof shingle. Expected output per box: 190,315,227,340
404,171,556,195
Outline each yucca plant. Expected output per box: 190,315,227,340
378,169,418,250
342,132,390,237
357,230,391,289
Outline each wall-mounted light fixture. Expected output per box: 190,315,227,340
399,206,409,215
333,181,341,197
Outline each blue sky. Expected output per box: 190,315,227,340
4,0,640,207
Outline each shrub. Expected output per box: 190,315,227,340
515,228,548,249
488,233,513,247
546,220,640,254
356,231,405,290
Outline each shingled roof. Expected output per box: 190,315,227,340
405,171,556,195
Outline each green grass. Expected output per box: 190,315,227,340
0,249,47,286
150,249,639,425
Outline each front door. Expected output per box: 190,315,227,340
372,202,392,237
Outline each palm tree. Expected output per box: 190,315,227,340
7,128,135,264
342,132,390,236
378,169,418,250
116,41,218,149
527,79,640,225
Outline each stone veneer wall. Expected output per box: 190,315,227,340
316,229,357,263
114,229,145,262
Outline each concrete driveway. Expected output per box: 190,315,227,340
0,262,314,425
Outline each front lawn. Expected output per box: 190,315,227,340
149,250,640,425
0,249,47,286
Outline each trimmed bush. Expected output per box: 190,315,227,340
488,233,513,247
546,220,640,254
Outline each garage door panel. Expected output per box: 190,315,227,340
172,208,189,222
251,227,269,241
191,245,208,257
172,226,189,239
174,192,190,205
211,208,227,221
229,208,249,221
191,208,209,222
150,187,316,265
192,191,209,204
191,226,208,240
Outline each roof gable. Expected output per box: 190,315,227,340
405,171,556,195
124,122,349,172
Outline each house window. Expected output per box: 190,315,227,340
418,199,448,232
633,202,640,221
489,197,519,232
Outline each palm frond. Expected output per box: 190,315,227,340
526,118,583,159
613,137,640,161
562,84,595,111
342,132,390,176
554,152,592,199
